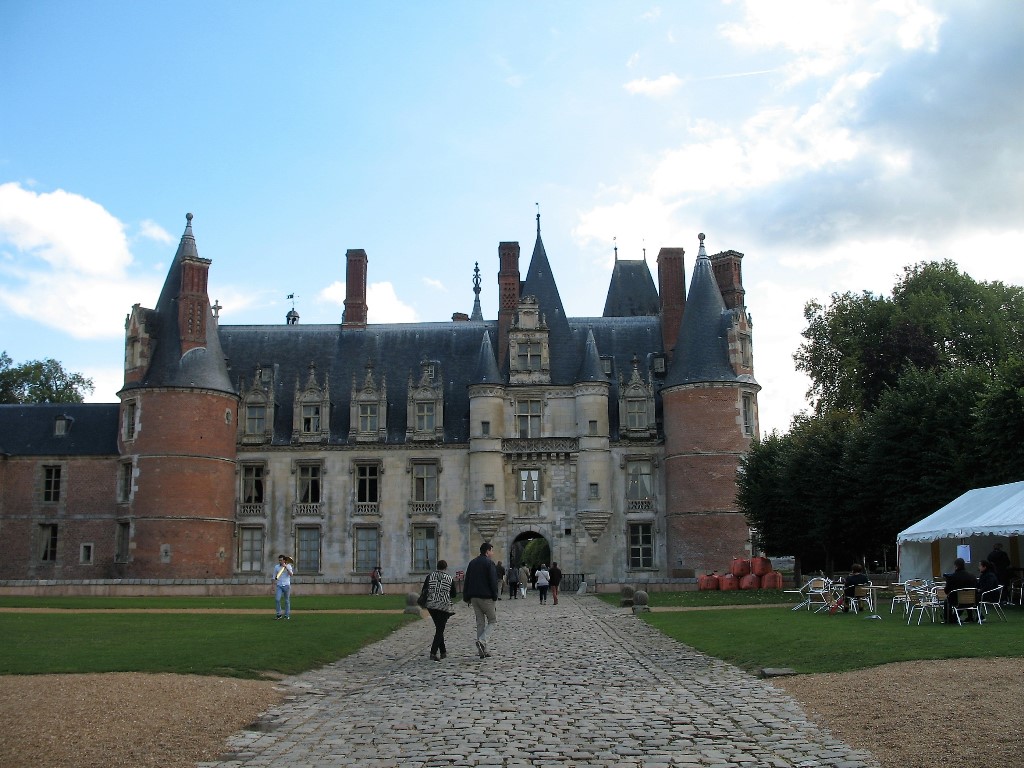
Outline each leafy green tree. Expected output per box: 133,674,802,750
520,538,550,570
0,351,95,404
971,358,1024,486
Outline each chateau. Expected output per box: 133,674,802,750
0,212,760,592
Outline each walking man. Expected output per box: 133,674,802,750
463,542,499,658
549,561,563,605
273,554,293,620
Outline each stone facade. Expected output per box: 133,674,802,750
0,216,760,592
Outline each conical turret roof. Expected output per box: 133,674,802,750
520,214,576,383
663,234,740,388
473,330,502,384
128,214,234,394
576,328,606,383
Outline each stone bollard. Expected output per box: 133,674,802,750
576,581,588,595
404,591,422,615
632,590,650,614
620,584,635,608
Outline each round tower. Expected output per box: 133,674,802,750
661,234,760,575
117,214,239,578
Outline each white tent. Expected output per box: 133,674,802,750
897,480,1024,581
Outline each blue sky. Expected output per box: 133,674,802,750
2,1,1022,434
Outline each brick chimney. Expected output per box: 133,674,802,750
343,248,368,328
657,247,686,359
497,241,520,367
177,254,213,354
710,250,745,309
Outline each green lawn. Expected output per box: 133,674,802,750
3,592,1019,678
0,611,414,677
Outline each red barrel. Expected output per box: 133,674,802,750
739,573,760,590
760,571,784,590
719,573,739,590
698,573,720,591
730,558,751,578
750,556,773,576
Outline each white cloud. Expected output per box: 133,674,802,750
318,281,418,324
422,277,446,292
623,73,684,98
0,182,132,275
0,183,164,339
137,219,174,244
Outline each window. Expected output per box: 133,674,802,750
298,464,321,504
43,465,62,503
740,335,753,368
358,403,378,433
742,393,755,436
481,420,490,436
296,526,321,572
355,527,378,572
301,404,321,433
115,522,130,562
39,524,58,562
519,469,540,502
123,401,137,440
484,483,495,500
626,398,647,430
238,527,264,572
626,460,653,500
589,482,600,499
516,399,542,438
245,404,266,435
118,462,133,503
54,415,70,436
415,401,435,432
628,523,654,569
652,355,667,375
413,462,438,503
80,543,94,565
517,342,542,371
588,419,598,436
356,463,380,503
413,525,437,571
242,465,265,504
601,357,613,376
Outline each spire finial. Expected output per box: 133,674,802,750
470,262,483,321
643,238,646,261
698,232,705,244
535,202,540,235
613,236,618,261
186,212,193,224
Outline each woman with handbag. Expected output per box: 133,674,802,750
420,559,457,661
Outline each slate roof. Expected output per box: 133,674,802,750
122,215,235,396
0,403,119,456
663,236,742,388
603,259,660,317
519,220,577,385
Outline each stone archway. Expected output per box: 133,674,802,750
510,530,550,570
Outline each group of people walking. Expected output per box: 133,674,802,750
430,543,565,660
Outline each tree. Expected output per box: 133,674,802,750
0,351,95,404
971,358,1024,486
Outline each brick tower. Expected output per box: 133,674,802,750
661,234,760,575
117,213,239,578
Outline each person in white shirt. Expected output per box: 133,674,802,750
535,564,551,605
272,554,294,619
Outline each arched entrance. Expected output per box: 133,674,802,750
510,530,550,570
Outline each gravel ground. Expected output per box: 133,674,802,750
1,658,1021,768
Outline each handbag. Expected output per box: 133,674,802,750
417,574,430,608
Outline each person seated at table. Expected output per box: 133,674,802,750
976,559,999,597
943,557,978,623
842,563,870,613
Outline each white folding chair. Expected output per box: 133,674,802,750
978,586,1006,623
949,588,982,626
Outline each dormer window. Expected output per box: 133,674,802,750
292,362,330,444
349,360,387,443
517,342,542,371
407,360,444,442
239,366,275,445
54,415,71,437
618,356,657,439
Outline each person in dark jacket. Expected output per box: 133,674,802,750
987,543,1011,602
977,559,999,596
842,563,870,613
548,562,563,605
944,558,978,623
462,542,499,658
507,562,520,599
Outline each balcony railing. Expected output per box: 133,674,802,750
626,498,654,512
408,500,440,516
237,503,265,517
354,501,380,516
292,502,323,517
